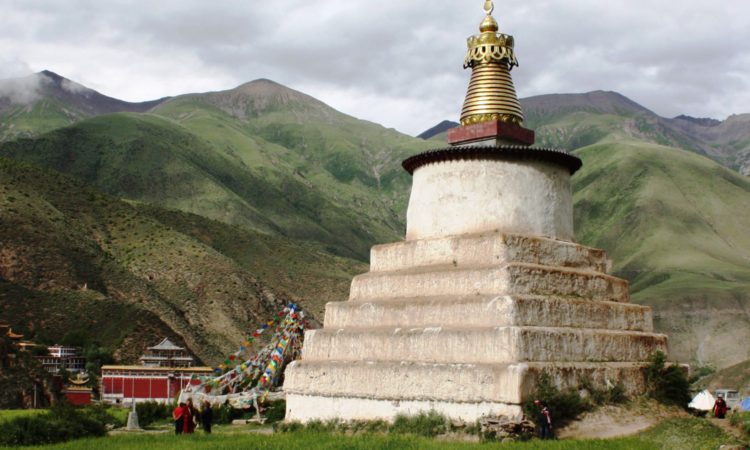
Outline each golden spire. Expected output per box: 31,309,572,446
459,0,524,127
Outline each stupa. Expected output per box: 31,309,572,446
284,1,667,422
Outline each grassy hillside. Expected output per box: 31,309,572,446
696,359,750,393
0,97,84,142
0,81,435,260
0,157,363,364
150,79,434,250
425,92,750,177
572,140,750,368
523,91,750,176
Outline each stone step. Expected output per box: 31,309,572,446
301,326,667,364
349,262,630,303
284,360,650,405
371,232,608,273
323,295,653,332
285,393,522,424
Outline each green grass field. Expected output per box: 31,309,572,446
0,416,741,450
0,409,45,422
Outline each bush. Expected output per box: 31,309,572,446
523,373,589,428
0,404,106,446
264,399,286,423
135,401,172,427
83,403,125,428
729,411,750,438
645,351,690,408
274,420,303,433
275,411,448,437
391,410,448,437
213,404,244,424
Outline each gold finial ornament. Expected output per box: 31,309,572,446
460,0,524,126
484,0,494,15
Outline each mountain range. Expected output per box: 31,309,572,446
1,71,749,377
422,91,750,177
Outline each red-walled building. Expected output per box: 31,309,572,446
64,386,93,406
100,365,212,405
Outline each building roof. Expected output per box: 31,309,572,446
101,365,213,373
148,338,185,351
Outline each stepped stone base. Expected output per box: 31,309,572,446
284,232,666,423
286,394,523,423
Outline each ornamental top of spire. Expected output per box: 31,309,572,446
459,0,524,127
464,0,518,70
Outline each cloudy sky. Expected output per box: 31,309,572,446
1,0,748,135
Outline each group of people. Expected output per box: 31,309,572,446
173,398,214,435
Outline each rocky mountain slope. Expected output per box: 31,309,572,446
0,157,363,364
423,91,750,176
0,71,167,142
522,91,750,176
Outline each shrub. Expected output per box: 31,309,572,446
264,399,286,423
213,404,243,424
390,410,448,437
729,411,750,438
349,419,389,434
275,412,449,437
579,376,627,405
523,373,588,428
83,404,125,428
135,401,172,427
274,420,303,433
645,351,690,408
0,404,106,446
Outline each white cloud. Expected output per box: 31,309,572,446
0,58,50,104
0,0,748,133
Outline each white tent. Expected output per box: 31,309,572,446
689,389,716,411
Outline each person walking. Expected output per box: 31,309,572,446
201,401,214,434
534,399,553,439
713,394,728,419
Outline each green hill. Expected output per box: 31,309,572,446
572,140,750,368
523,91,750,176
0,156,363,364
0,80,434,260
425,91,750,176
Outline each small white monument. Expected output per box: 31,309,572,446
284,1,667,422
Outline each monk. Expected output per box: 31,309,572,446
713,394,728,419
183,399,196,434
173,402,186,435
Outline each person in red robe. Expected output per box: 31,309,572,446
173,402,186,435
713,395,728,419
184,398,197,433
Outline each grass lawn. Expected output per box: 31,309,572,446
0,410,46,422
0,417,742,450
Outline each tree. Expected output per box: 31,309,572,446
645,351,690,408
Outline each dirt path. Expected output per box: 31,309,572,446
557,409,657,439
708,417,748,444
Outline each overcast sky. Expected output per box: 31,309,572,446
1,0,748,135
